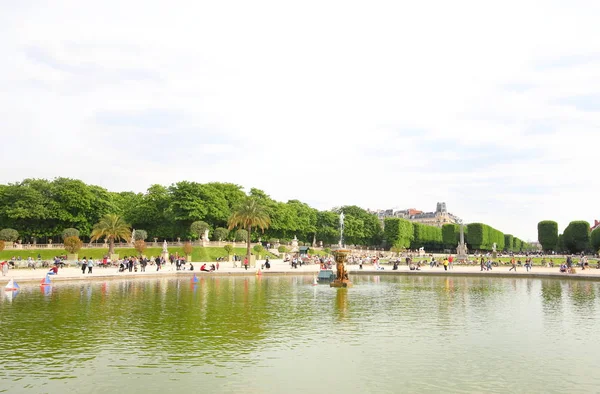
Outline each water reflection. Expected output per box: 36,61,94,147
2,276,600,393
335,288,348,319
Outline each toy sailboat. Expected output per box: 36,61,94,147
4,278,20,291
41,274,52,286
4,289,18,302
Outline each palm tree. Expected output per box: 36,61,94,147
90,214,131,255
228,197,271,265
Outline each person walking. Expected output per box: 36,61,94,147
81,258,87,274
443,258,449,271
87,258,93,274
1,261,8,276
524,258,531,272
509,257,517,272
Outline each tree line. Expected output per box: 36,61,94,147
0,178,383,246
383,218,533,253
0,178,533,252
538,220,599,254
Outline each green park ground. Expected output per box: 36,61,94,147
0,246,277,262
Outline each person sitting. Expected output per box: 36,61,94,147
201,263,210,272
393,262,399,270
265,260,271,269
559,264,567,273
189,263,194,271
209,264,216,272
47,265,59,275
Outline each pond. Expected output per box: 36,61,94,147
1,275,600,393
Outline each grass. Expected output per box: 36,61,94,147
0,246,276,263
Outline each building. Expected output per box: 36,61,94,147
370,202,461,228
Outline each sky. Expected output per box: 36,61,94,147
1,0,599,242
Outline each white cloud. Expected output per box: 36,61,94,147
1,0,600,241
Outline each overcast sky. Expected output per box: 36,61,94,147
1,0,599,241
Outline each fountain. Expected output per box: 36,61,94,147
330,212,353,288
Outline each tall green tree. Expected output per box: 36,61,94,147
563,221,590,254
591,227,600,252
384,218,413,249
228,197,271,263
90,214,131,255
442,224,459,249
537,221,559,252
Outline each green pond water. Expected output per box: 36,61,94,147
1,275,600,393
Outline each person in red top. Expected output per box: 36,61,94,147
448,255,454,270
47,265,59,275
243,257,249,270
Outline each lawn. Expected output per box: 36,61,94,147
0,246,276,263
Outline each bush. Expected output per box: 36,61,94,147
253,244,265,256
223,244,233,256
134,230,148,241
278,245,289,253
62,228,80,240
537,221,558,251
134,240,147,255
0,228,19,242
64,236,83,254
323,247,331,255
183,242,193,256
190,221,211,240
234,229,248,242
213,227,229,241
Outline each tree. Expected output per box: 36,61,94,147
134,240,147,255
213,227,229,241
133,229,148,241
253,244,266,259
62,228,80,240
504,234,514,252
228,197,271,264
442,224,459,249
183,242,193,259
64,236,83,254
0,228,19,242
563,221,590,254
190,221,211,240
90,214,131,255
234,229,248,242
383,218,413,249
223,244,233,257
591,227,600,253
537,221,559,252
